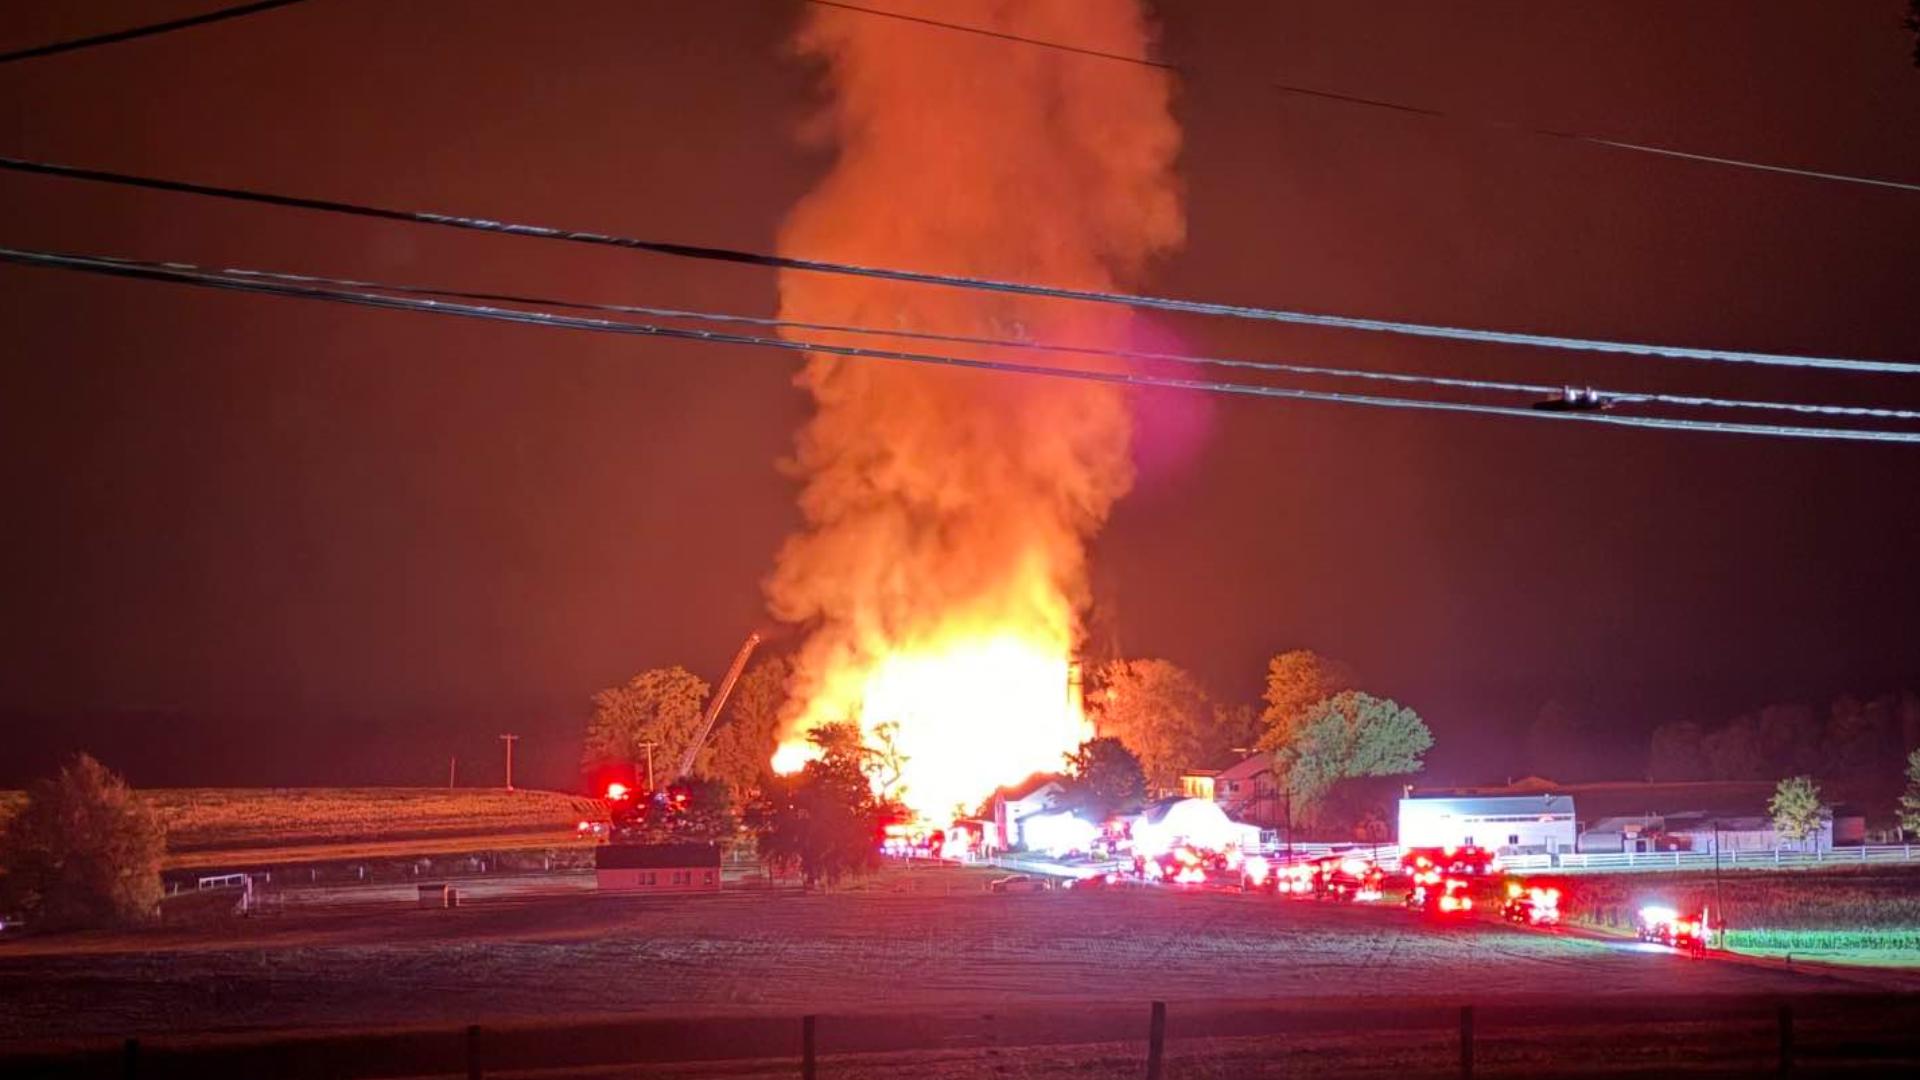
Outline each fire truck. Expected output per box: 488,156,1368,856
1636,905,1713,956
1400,845,1500,878
1500,881,1562,926
1308,854,1385,901
1407,875,1475,915
599,630,756,849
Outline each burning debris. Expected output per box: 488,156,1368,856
765,0,1185,821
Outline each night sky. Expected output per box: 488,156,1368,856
3,1,1916,791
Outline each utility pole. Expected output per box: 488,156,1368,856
637,741,657,792
499,734,519,792
1712,818,1723,945
448,756,457,789
1284,784,1293,865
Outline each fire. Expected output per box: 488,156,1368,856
773,633,1090,819
764,1,1184,819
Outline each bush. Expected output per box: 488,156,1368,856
0,754,166,929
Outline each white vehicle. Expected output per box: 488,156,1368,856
987,874,1050,894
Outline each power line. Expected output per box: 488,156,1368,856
4,154,1914,376
158,257,1920,423
0,0,310,64
4,244,1915,445
803,0,1920,196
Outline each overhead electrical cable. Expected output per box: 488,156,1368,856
4,244,1916,445
802,0,1920,195
0,0,311,64
176,258,1920,423
4,154,1915,376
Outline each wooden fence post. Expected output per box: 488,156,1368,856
1777,1004,1793,1075
1460,1005,1474,1079
123,1037,138,1080
1146,1001,1166,1080
467,1023,482,1080
802,1014,817,1080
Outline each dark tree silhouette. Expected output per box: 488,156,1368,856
0,755,165,929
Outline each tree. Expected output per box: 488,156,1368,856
1769,775,1825,847
1275,691,1433,819
1257,650,1354,751
1212,701,1261,755
1524,701,1592,783
1748,703,1819,777
1822,696,1898,794
582,666,711,781
1091,658,1218,791
704,656,792,802
745,733,892,888
0,754,165,929
1701,716,1766,780
1648,721,1708,781
1060,737,1147,820
1899,749,1920,839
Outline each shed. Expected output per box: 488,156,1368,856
595,842,722,893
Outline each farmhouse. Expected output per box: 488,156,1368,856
1397,791,1577,854
594,842,722,892
991,775,1066,850
1208,755,1289,829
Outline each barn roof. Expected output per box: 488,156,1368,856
594,843,722,870
1402,793,1576,816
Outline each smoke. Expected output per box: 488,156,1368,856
767,0,1184,810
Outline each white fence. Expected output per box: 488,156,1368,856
996,842,1918,879
1502,843,1920,874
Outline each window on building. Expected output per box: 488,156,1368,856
642,871,656,886
704,871,716,884
671,871,688,885
1508,834,1520,846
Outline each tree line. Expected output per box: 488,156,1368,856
1648,692,1920,806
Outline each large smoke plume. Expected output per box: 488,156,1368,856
768,0,1184,816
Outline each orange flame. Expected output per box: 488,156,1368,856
767,0,1183,820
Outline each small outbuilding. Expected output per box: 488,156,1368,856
595,842,722,893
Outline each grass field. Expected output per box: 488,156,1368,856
0,787,603,867
1549,865,1920,967
0,867,1885,1047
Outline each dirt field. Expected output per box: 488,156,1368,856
2,865,1907,1050
0,786,601,869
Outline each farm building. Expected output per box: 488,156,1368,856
594,842,722,892
1575,815,1663,853
1427,779,1853,854
1581,811,1834,854
991,775,1066,850
1397,791,1577,854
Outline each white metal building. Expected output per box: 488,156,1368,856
1397,793,1577,855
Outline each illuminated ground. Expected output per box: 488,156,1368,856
3,864,1908,1051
